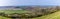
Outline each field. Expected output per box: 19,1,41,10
0,10,29,19
0,10,60,19
0,10,28,14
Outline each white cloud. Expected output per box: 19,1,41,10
0,0,16,6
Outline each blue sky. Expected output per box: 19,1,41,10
0,0,60,6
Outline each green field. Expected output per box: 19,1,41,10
0,10,60,19
0,10,28,14
0,10,28,19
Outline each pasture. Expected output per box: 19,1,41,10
0,10,60,19
0,10,28,14
0,10,28,19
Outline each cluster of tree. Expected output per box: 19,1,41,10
21,6,60,18
31,6,60,15
14,6,35,10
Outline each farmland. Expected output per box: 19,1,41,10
0,10,28,14
0,10,60,19
0,6,60,19
0,10,28,19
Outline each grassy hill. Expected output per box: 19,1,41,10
32,11,60,19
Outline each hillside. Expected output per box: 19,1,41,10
32,11,60,19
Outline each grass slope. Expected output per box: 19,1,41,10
32,11,60,19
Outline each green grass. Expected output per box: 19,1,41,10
0,10,28,19
0,10,60,19
0,10,28,14
32,11,60,19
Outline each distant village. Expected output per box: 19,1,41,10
0,6,59,10
0,6,34,10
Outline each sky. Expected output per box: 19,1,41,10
0,0,60,6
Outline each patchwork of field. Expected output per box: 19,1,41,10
0,10,28,14
0,10,28,19
0,10,60,19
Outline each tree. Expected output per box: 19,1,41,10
55,6,60,10
15,6,20,8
